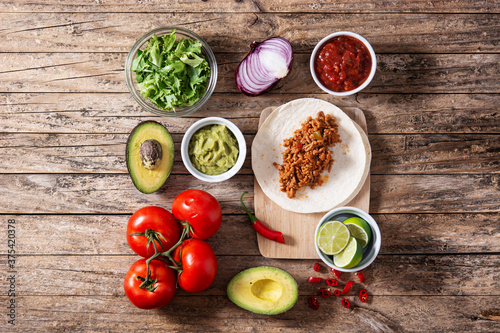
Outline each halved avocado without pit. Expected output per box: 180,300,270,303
227,266,298,315
126,121,174,194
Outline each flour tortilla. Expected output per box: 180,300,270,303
252,98,371,214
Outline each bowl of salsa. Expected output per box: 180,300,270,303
310,31,376,96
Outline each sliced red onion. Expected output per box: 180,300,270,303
235,37,293,96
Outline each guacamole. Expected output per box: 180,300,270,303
188,124,239,175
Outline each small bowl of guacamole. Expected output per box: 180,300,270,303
181,117,247,182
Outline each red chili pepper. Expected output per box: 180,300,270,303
331,268,342,279
307,276,322,283
342,280,355,294
308,296,319,310
341,298,350,308
313,263,321,272
356,271,366,283
333,289,341,297
326,278,338,287
240,192,285,244
318,289,331,298
359,289,368,303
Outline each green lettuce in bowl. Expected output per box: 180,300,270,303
131,30,211,111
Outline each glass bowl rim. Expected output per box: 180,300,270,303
125,26,217,117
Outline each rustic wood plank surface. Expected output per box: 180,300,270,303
1,93,499,134
1,1,499,332
0,0,498,14
0,132,499,174
0,174,499,214
0,53,499,94
0,296,499,332
0,13,498,53
1,213,499,255
1,254,499,296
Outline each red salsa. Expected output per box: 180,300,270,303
315,35,372,92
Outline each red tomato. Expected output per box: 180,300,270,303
127,206,181,258
123,258,176,310
172,189,222,239
173,239,218,293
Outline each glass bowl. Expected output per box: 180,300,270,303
314,206,381,272
181,117,247,182
125,27,217,117
310,31,376,96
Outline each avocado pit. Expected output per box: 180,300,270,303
140,139,163,170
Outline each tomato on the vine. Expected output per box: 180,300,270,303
173,238,218,293
127,206,181,258
172,189,222,239
123,258,176,310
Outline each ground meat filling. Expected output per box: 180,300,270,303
273,111,341,199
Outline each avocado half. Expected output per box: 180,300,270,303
126,121,174,194
227,266,298,315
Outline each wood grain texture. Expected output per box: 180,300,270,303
0,133,252,174
0,296,498,332
0,0,497,13
0,53,498,94
1,254,499,296
0,132,498,174
0,13,498,53
0,174,253,214
2,2,499,332
369,174,500,213
1,93,498,134
2,213,498,255
0,174,497,214
370,134,500,174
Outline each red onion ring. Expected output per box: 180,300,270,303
235,37,293,96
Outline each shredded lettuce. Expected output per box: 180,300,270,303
131,30,211,111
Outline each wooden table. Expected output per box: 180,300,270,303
1,1,499,332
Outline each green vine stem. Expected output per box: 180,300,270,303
136,272,158,292
139,222,192,289
129,228,168,256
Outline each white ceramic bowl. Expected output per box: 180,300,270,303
310,31,377,96
181,117,246,182
314,206,381,272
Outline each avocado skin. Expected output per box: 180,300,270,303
227,266,298,315
126,120,174,194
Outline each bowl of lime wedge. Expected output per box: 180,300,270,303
314,206,381,272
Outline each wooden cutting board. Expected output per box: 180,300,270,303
254,106,370,259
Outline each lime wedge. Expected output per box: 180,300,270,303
316,221,350,255
333,237,363,268
343,217,372,249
